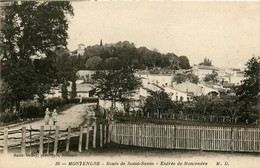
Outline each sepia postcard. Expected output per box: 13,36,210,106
0,1,259,168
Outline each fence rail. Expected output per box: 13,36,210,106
0,124,110,154
111,123,260,153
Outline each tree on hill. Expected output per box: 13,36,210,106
179,56,191,69
199,58,212,66
165,53,179,70
104,57,122,70
0,2,73,110
80,41,193,70
85,56,102,70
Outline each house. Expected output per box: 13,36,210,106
173,82,219,96
67,83,96,98
192,64,231,83
163,87,192,102
137,72,173,88
77,44,85,56
44,86,62,99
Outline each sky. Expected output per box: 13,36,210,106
67,1,260,69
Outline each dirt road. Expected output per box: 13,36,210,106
8,103,96,130
0,103,97,148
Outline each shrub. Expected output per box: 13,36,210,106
0,111,19,123
44,97,67,110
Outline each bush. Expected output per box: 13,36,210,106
20,97,67,119
21,106,41,118
82,97,99,103
44,97,67,110
68,98,80,104
0,111,19,123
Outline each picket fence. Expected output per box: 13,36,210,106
1,123,259,154
110,123,260,153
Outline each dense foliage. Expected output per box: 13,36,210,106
73,41,191,71
0,2,74,111
199,58,212,66
235,56,260,121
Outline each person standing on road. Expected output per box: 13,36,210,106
52,109,58,125
44,108,50,125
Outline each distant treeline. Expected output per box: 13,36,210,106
58,41,191,70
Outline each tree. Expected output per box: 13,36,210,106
143,91,174,117
173,73,199,84
199,58,212,66
93,67,141,122
104,57,122,70
235,56,260,105
235,56,260,121
0,2,73,110
174,74,187,84
187,73,199,84
85,56,102,70
71,81,77,99
204,71,218,84
165,53,179,70
179,56,191,69
61,82,68,102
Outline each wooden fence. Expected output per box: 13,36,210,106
110,123,260,153
1,123,259,154
0,124,111,154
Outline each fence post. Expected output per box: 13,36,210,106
100,124,103,147
85,127,89,150
53,126,59,155
230,127,234,152
173,125,177,149
66,126,71,152
201,127,204,151
3,128,8,154
39,126,44,155
138,124,141,146
78,126,83,152
147,112,149,118
29,126,32,154
93,124,97,148
21,127,26,154
47,126,51,154
104,125,107,144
